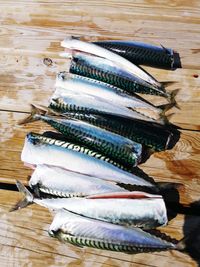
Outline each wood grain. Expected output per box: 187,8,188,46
0,0,200,266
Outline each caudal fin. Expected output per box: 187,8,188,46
176,223,200,252
18,104,47,125
160,81,177,89
168,89,180,109
10,180,34,212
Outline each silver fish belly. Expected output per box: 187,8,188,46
56,72,163,122
43,195,168,229
29,164,127,197
21,133,154,187
61,36,161,88
49,209,176,253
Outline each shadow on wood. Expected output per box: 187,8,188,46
183,200,200,267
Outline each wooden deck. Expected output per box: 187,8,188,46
0,1,200,266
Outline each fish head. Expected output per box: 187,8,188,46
48,209,72,237
57,71,69,81
26,132,41,145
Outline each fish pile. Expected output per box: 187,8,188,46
12,37,188,254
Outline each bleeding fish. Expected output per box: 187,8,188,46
13,181,167,229
29,164,127,198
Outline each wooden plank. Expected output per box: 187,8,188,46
0,1,199,69
0,111,199,205
0,189,198,267
0,51,199,129
0,1,200,266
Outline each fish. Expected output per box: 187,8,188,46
20,106,143,168
93,40,182,70
49,209,185,253
21,132,155,187
56,72,170,122
61,36,161,88
69,53,179,105
12,181,167,229
47,110,175,152
51,89,164,124
29,164,127,198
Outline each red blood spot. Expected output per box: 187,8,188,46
193,74,199,78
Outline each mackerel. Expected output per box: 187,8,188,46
93,40,181,70
56,72,167,122
29,164,127,198
21,132,155,187
13,181,167,229
61,36,161,88
49,209,185,254
20,107,143,168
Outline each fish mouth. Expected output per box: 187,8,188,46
48,229,57,237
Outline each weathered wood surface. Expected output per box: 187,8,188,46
0,1,200,266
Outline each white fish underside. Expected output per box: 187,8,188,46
49,210,175,250
55,73,162,121
21,137,154,187
61,37,160,88
51,87,164,124
29,165,127,196
34,196,167,229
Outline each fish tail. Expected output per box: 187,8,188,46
157,103,175,124
176,237,187,251
18,104,59,125
18,104,47,125
160,81,177,89
158,102,175,113
168,89,180,109
176,224,200,252
10,180,34,212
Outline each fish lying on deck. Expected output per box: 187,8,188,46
20,106,143,168
49,209,185,253
56,72,171,123
93,40,182,70
29,164,128,198
12,181,167,229
68,51,178,104
51,89,165,124
21,132,155,187
46,105,176,152
61,36,161,88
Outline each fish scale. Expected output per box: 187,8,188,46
47,109,173,151
93,41,180,70
23,132,155,187
57,232,171,253
32,114,142,168
49,210,180,254
56,72,165,123
70,59,168,97
29,132,128,170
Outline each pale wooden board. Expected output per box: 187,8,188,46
0,190,199,267
0,0,200,266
